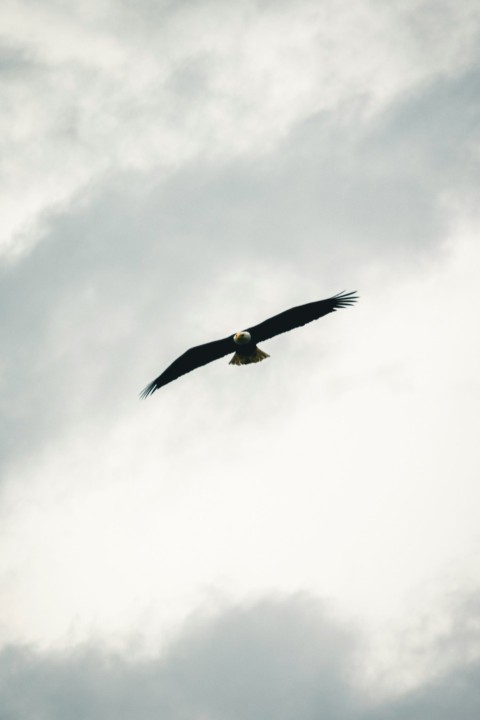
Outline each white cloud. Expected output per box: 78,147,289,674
1,210,479,652
1,0,478,256
2,2,480,716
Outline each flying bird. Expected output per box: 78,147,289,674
140,291,357,398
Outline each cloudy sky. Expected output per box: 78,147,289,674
2,0,480,716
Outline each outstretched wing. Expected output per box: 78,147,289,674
246,291,358,344
140,335,235,398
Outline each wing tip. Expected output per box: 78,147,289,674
333,290,358,308
139,380,157,399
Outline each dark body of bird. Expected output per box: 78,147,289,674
141,291,357,397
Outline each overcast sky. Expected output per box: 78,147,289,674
2,0,480,717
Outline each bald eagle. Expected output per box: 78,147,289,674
141,291,357,397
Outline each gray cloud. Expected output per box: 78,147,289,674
2,59,479,480
2,4,480,717
0,596,357,720
370,667,480,720
2,0,479,258
0,42,35,75
1,594,479,720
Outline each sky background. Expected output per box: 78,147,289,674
2,0,480,717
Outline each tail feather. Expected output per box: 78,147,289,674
229,347,270,366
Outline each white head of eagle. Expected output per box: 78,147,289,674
233,331,251,345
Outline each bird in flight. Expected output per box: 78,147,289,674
140,291,357,398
